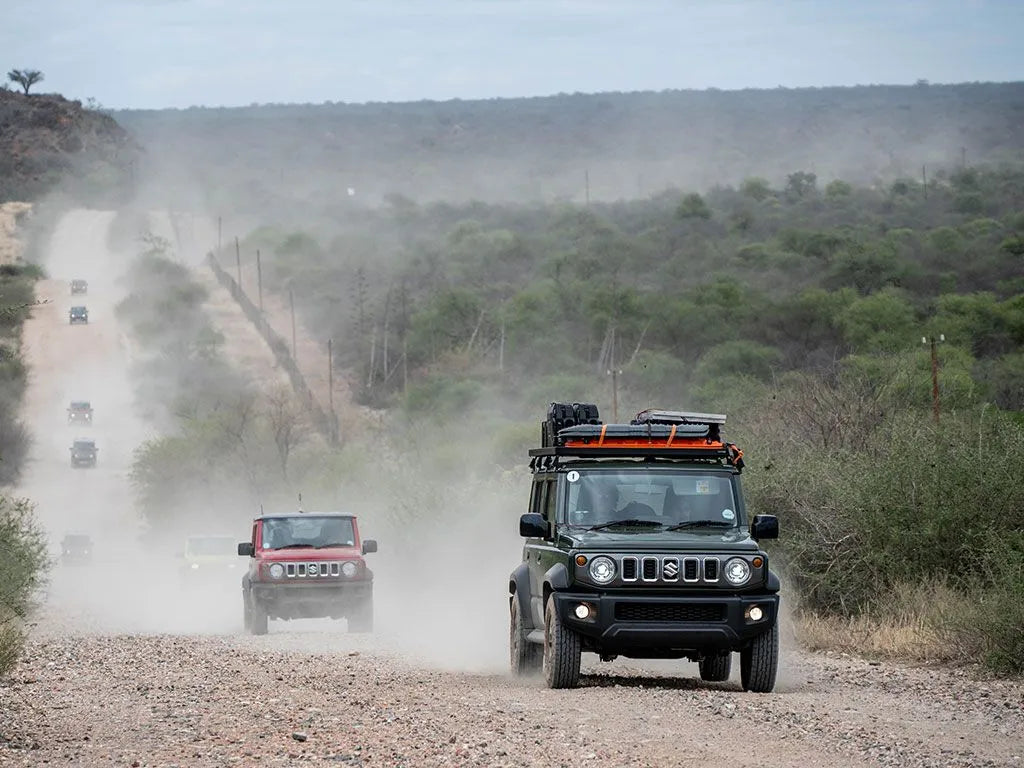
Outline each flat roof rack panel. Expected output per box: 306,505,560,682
632,409,726,425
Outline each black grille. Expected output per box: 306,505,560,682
615,602,726,623
621,558,637,580
703,558,720,581
642,558,658,580
683,558,699,581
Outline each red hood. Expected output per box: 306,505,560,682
256,546,361,562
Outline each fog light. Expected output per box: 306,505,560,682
574,604,591,620
748,606,763,621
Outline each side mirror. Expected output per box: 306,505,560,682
237,542,254,557
361,539,378,554
750,514,779,541
519,513,548,538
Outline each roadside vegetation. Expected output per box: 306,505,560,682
220,163,1024,674
0,257,49,675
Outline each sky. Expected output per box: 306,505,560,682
3,0,1022,110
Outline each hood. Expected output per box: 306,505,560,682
256,545,362,562
560,528,760,553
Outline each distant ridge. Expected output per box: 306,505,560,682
114,82,1024,211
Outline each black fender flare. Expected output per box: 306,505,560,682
766,569,781,593
543,562,570,593
508,563,533,629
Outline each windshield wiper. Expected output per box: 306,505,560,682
271,543,315,549
666,520,736,531
316,542,353,548
589,518,665,531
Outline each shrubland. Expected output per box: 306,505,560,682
198,163,1024,673
0,258,48,675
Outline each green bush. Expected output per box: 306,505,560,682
0,496,48,675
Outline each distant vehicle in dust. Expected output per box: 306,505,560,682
67,401,93,425
61,533,94,565
69,438,98,468
180,534,239,587
68,306,89,324
70,279,88,295
237,511,377,635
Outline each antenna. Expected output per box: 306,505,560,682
298,492,304,513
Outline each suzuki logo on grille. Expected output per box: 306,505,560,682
663,560,679,579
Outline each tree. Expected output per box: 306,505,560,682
785,171,817,200
676,192,712,220
6,69,43,95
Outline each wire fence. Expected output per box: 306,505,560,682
206,251,339,444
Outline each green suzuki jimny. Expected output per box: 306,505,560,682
509,404,780,691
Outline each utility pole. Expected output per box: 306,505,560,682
234,236,241,286
606,326,621,421
923,334,945,423
327,338,335,414
256,249,263,312
289,286,297,358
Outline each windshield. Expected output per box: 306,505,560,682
185,536,236,556
73,441,94,449
563,469,739,529
260,516,355,550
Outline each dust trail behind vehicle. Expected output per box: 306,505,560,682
19,209,239,634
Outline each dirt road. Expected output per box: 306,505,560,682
1,210,1021,768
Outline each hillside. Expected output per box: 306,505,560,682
116,82,1024,214
0,89,137,204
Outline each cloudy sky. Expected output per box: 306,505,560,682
3,0,1021,109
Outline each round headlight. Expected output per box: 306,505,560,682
342,561,358,577
724,558,751,585
588,556,616,584
190,563,200,570
268,563,285,579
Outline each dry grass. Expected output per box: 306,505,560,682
793,580,980,665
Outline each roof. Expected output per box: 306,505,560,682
69,401,91,408
255,511,355,521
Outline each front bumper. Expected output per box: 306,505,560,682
552,591,778,657
251,579,372,619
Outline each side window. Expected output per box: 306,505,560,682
529,480,543,515
251,523,258,548
543,479,557,522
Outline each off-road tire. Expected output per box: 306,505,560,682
543,597,581,689
699,652,732,682
741,622,778,692
510,597,541,675
348,600,373,633
248,598,268,636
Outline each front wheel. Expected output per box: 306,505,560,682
698,652,732,682
510,597,541,676
246,594,268,636
740,623,779,692
543,598,581,689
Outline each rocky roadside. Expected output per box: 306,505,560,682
0,629,1020,768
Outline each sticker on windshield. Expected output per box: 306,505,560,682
695,480,711,494
721,508,735,520
566,471,580,483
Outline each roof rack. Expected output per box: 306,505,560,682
531,403,743,471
